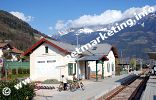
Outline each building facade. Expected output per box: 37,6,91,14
22,38,118,81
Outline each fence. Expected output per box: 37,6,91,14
4,61,30,69
0,61,30,79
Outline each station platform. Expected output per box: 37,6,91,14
141,75,156,100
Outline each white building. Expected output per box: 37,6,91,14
22,38,118,81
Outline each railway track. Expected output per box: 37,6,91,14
98,70,149,100
110,76,148,100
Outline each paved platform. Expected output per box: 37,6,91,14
141,75,156,100
33,74,136,100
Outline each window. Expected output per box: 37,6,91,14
92,47,97,50
68,63,76,75
112,63,114,71
107,63,110,72
37,61,45,63
74,63,76,74
47,60,56,63
45,46,48,53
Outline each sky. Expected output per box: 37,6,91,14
0,0,156,35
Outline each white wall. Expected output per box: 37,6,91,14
30,43,76,81
29,43,116,81
88,50,115,77
0,49,3,57
104,50,115,77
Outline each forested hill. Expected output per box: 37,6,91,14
0,10,50,51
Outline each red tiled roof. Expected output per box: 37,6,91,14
11,47,24,54
0,43,9,48
22,38,70,56
0,43,14,49
0,43,23,54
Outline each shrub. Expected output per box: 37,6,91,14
26,69,30,74
0,80,35,100
136,65,141,71
18,68,23,74
22,69,27,74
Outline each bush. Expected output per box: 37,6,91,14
18,68,23,74
0,80,35,100
136,65,141,71
17,69,30,74
22,69,27,74
26,69,30,74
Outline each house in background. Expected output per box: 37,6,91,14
22,38,118,81
0,43,23,61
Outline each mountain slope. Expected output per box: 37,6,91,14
55,13,156,59
0,10,50,51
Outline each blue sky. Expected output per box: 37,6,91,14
0,0,156,35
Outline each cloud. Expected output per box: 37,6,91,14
123,5,156,18
10,11,34,22
55,5,156,30
72,10,122,27
55,20,71,30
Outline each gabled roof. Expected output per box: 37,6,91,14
82,44,118,58
0,43,8,48
46,38,76,52
0,43,23,54
0,43,13,49
78,44,118,61
22,38,72,56
22,38,118,59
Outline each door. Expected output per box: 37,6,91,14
34,56,59,79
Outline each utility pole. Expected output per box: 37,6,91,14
140,58,143,71
76,33,79,80
121,50,123,64
121,50,124,71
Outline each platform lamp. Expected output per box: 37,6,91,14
75,33,80,80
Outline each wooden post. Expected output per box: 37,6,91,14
96,61,98,81
85,61,87,79
16,68,18,74
102,61,104,79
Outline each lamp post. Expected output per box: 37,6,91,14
139,58,143,71
76,33,79,80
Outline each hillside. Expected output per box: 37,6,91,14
0,10,50,51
